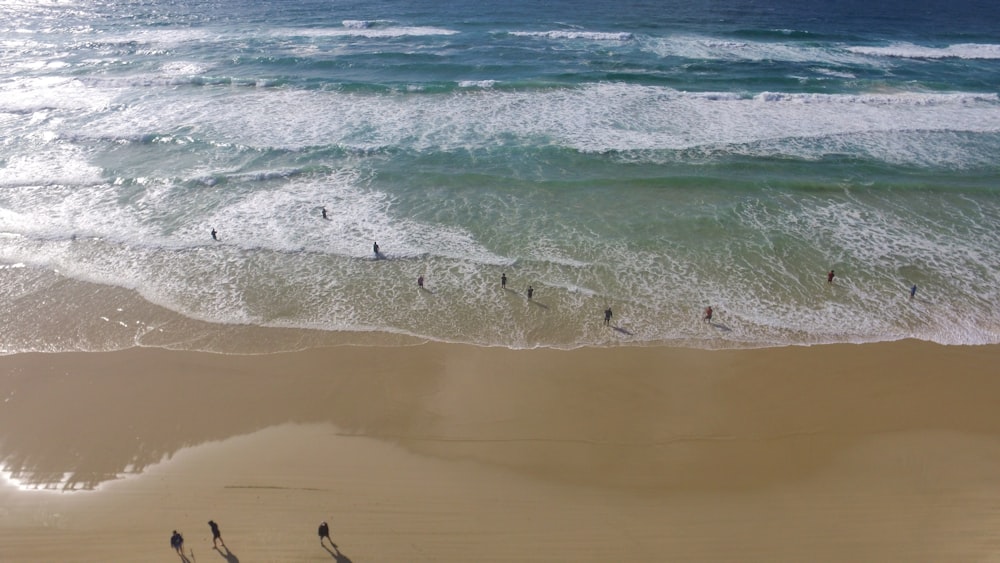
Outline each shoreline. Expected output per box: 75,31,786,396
2,265,996,357
2,340,1000,561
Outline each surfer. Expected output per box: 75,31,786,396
501,272,507,289
211,228,217,241
604,306,612,326
527,285,533,299
373,241,380,257
703,306,713,322
417,275,424,288
910,284,917,299
321,206,328,220
827,269,835,284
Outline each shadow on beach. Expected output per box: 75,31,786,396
612,325,634,336
709,321,732,332
323,544,354,563
215,545,239,563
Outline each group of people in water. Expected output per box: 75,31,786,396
363,221,921,332
210,217,919,333
829,269,918,299
170,519,340,559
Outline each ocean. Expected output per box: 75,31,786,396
1,0,998,352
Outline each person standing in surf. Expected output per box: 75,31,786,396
501,272,507,289
373,241,380,257
827,269,835,284
604,306,612,326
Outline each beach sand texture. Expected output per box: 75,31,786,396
1,340,999,562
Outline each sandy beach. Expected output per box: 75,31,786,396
1,339,999,562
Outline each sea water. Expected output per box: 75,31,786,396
1,0,998,352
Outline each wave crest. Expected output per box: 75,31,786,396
847,42,1000,60
509,30,634,41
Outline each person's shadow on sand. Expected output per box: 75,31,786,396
611,325,634,336
323,543,354,563
708,321,732,332
215,545,240,563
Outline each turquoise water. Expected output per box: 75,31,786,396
1,0,998,351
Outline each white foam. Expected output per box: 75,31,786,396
458,80,496,89
0,76,112,113
12,59,70,71
847,42,1000,60
509,30,634,41
0,162,506,271
0,146,105,188
159,61,209,77
639,34,879,66
811,67,856,79
269,25,458,39
342,20,393,29
74,82,1000,171
72,28,219,51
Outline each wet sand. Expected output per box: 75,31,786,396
1,340,999,562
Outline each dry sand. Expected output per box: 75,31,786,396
1,340,999,562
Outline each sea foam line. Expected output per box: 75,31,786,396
846,42,1000,60
508,30,634,41
57,82,1000,170
269,25,458,38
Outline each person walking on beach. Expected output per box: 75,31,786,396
170,530,184,555
501,272,507,289
211,228,218,241
373,241,380,257
318,521,336,548
604,306,612,326
208,520,224,548
703,306,713,322
827,269,835,284
527,285,533,299
910,284,917,299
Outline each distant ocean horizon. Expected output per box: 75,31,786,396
1,0,998,353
